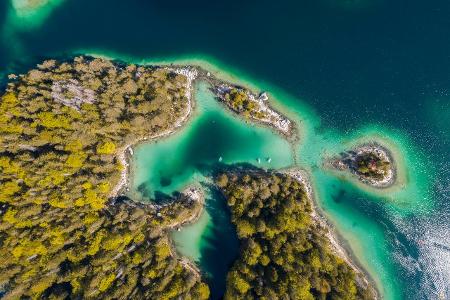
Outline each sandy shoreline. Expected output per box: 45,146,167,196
167,185,206,279
283,167,379,299
108,66,198,199
96,55,379,298
109,63,297,199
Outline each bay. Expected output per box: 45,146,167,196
1,0,449,299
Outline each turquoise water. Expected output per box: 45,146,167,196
131,82,294,199
128,74,434,300
1,0,449,299
130,82,293,297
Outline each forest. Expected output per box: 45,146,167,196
0,56,209,299
215,169,375,300
0,55,375,299
354,152,391,181
217,87,266,120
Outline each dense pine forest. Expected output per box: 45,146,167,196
0,56,209,299
0,56,374,299
215,169,374,300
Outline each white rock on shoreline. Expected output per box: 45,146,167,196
355,145,394,187
283,169,313,202
216,84,292,135
183,186,202,203
109,68,197,199
284,169,376,298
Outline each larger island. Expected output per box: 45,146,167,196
0,56,376,299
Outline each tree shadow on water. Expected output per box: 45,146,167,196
198,185,239,300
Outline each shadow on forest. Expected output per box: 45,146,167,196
193,162,268,299
135,162,269,299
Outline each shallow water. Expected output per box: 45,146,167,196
131,82,294,198
129,77,435,300
1,0,449,299
130,82,292,297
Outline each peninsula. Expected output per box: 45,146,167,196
0,55,374,299
212,83,294,137
0,56,208,299
215,167,376,299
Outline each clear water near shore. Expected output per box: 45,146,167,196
128,69,435,299
9,0,65,27
1,0,449,298
130,81,293,298
131,82,294,199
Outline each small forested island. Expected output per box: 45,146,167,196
328,144,395,188
215,168,375,299
0,55,375,299
212,84,294,137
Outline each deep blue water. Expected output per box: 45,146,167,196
1,0,449,299
2,0,450,134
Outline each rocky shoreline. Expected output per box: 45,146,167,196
327,143,396,189
109,62,297,199
283,168,379,299
199,70,297,139
99,58,376,298
167,185,205,229
154,62,297,138
211,82,294,137
108,66,198,199
88,53,298,140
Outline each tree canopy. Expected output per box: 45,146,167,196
0,56,208,299
215,169,375,300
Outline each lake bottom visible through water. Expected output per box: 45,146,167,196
129,77,437,300
1,2,448,296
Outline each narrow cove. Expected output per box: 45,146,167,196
1,0,449,297
126,65,436,300
128,81,294,298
